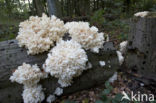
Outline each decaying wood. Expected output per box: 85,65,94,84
125,13,156,85
0,40,119,103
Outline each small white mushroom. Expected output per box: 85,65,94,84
99,61,106,67
108,72,118,83
54,87,63,96
47,95,56,103
116,51,124,65
119,41,128,54
134,11,149,17
108,65,111,68
106,34,109,42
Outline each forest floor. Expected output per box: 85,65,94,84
54,70,156,103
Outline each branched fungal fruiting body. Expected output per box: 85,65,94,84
47,95,56,103
116,51,124,65
22,85,45,103
43,39,88,87
119,41,128,54
10,63,47,87
16,13,67,55
65,21,104,53
54,87,63,96
10,14,108,103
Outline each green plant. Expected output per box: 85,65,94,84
90,9,105,27
117,33,128,41
62,81,156,103
95,81,156,103
95,81,129,103
142,0,155,11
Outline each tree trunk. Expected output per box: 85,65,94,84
0,40,119,103
5,0,12,16
125,12,156,85
33,0,45,16
61,0,64,16
47,0,62,17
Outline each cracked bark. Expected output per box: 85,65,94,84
125,13,156,85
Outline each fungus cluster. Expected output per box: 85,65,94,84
16,14,67,55
65,21,104,53
43,39,88,87
10,63,47,86
10,63,47,103
10,13,107,103
22,85,45,103
47,95,56,103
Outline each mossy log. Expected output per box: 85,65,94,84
125,12,156,85
0,40,119,103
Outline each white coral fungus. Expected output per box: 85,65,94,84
99,61,106,67
10,63,47,86
134,11,149,17
108,72,118,83
47,95,56,103
119,41,128,54
54,87,63,96
106,34,109,42
16,13,67,55
65,21,104,53
86,62,92,69
22,85,45,103
116,51,124,65
43,39,88,87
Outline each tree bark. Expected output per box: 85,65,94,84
33,0,45,16
47,0,62,17
125,12,156,85
0,40,119,103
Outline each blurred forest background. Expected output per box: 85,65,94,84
0,0,156,42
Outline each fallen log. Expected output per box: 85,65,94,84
0,40,119,103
